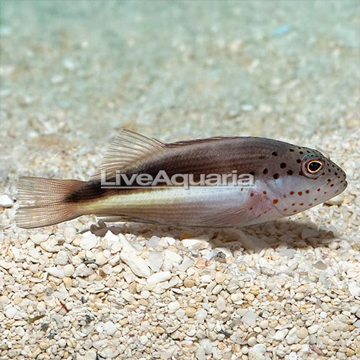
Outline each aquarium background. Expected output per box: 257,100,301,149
1,1,359,145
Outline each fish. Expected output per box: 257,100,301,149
16,129,347,229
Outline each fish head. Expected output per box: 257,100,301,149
263,145,347,216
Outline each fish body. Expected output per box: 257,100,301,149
17,130,347,229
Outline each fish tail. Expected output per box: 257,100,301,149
16,177,86,229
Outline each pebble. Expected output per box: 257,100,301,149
95,252,107,266
181,235,210,250
104,230,119,243
249,344,266,360
140,335,148,345
147,271,172,285
147,236,160,249
286,327,299,345
184,279,195,288
215,271,226,283
121,290,134,302
216,296,226,312
296,327,308,339
308,325,319,334
30,233,49,245
230,292,243,303
58,339,66,348
103,321,117,336
5,307,18,318
118,234,151,278
186,307,197,318
168,301,180,313
242,311,258,327
80,233,98,250
196,309,207,322
74,264,93,277
63,227,77,243
349,282,360,296
45,267,65,278
63,277,72,287
199,339,212,354
83,350,97,360
63,264,75,277
39,341,50,350
54,250,69,265
273,330,287,341
147,251,163,272
0,194,13,207
0,260,12,269
313,260,327,270
40,237,60,252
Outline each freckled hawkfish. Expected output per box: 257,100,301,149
16,129,347,229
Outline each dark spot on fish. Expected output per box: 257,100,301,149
273,173,279,179
292,203,296,206
298,192,302,196
283,208,288,211
250,192,254,197
335,172,338,176
250,207,253,211
330,184,334,187
280,163,287,169
299,151,304,155
290,191,295,195
272,152,278,156
315,198,318,201
293,210,297,213
324,191,327,194
305,190,310,194
317,188,321,192
289,149,295,152
273,199,278,204
327,179,331,183
263,191,267,195
299,203,304,206
283,194,287,198
287,170,294,175
309,203,313,206
296,159,301,164
263,168,268,174
250,171,255,176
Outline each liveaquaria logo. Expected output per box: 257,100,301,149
100,170,255,190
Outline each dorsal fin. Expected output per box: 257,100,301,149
92,129,166,180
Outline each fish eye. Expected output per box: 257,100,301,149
305,160,324,175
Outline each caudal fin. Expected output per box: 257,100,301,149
16,177,85,229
